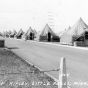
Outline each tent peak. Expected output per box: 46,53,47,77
68,26,71,29
20,29,23,31
46,23,49,26
45,23,51,29
79,17,83,21
29,27,32,28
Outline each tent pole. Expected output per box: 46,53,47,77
84,32,85,46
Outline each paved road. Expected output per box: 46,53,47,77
4,38,88,88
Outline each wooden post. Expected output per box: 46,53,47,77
74,41,77,47
58,57,67,88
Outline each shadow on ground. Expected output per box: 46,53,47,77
5,46,19,50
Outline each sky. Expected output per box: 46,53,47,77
0,0,88,33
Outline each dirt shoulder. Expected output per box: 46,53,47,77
0,48,58,88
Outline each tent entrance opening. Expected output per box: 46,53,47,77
30,33,33,40
47,32,51,42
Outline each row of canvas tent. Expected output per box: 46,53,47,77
2,24,60,42
2,17,88,46
60,17,88,46
1,28,37,39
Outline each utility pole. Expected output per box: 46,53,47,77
48,11,55,30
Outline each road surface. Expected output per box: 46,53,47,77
4,38,88,88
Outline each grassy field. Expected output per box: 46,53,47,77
0,48,58,88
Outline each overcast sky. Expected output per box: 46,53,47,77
0,0,88,33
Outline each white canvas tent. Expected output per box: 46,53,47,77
15,29,24,39
36,24,57,41
10,30,17,38
60,17,88,46
22,27,35,40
